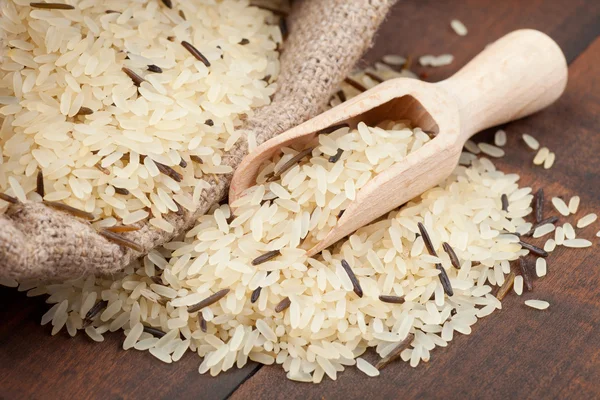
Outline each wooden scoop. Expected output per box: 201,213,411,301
229,29,568,256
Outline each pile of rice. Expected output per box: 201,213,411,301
0,0,281,231
13,111,584,382
2,10,595,383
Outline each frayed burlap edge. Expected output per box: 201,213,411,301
0,0,397,281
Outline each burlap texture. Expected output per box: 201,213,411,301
0,0,397,281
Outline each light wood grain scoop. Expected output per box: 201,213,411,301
229,29,568,256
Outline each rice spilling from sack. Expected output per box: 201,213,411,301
0,0,281,229
3,19,593,382
19,117,543,382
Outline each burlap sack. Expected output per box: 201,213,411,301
0,0,397,281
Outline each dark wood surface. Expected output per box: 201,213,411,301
2,1,600,399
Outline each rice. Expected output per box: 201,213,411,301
524,300,550,310
8,31,590,382
522,134,540,150
494,130,507,147
20,115,539,380
568,196,580,214
382,55,406,66
551,197,570,216
535,258,547,277
563,239,592,248
450,19,468,36
478,143,505,158
533,223,555,238
0,0,281,229
356,358,380,377
533,147,550,165
419,54,454,67
543,152,555,169
514,275,524,295
576,213,597,228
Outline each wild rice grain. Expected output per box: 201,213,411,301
365,71,384,83
187,289,230,313
83,300,108,326
98,230,143,252
106,225,141,233
519,240,548,257
114,187,130,196
154,161,183,182
143,325,166,338
250,287,262,303
30,2,75,9
442,242,461,269
376,333,415,370
535,189,544,223
122,67,145,87
181,41,211,67
329,149,344,163
378,295,405,304
268,148,314,182
518,258,533,291
147,65,163,73
199,315,207,333
44,201,95,220
251,250,281,265
501,194,509,212
36,170,44,197
275,297,291,313
341,259,363,298
0,193,19,204
344,77,367,92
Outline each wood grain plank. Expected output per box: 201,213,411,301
0,288,261,400
1,1,599,399
229,4,600,400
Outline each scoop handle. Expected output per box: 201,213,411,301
438,29,567,140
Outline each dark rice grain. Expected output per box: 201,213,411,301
378,295,405,304
376,333,415,370
251,250,281,266
275,297,291,313
181,41,210,67
341,259,363,298
442,242,461,269
30,2,75,9
328,148,344,163
187,289,230,313
44,201,95,220
99,229,143,252
147,64,163,73
535,188,544,223
36,170,44,197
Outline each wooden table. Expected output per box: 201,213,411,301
2,0,600,398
